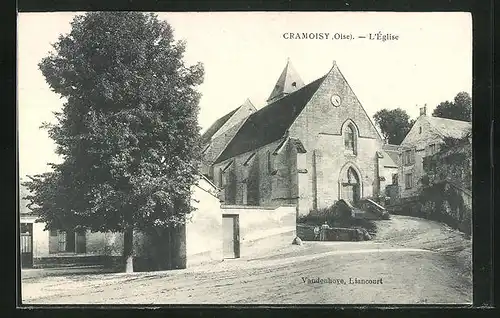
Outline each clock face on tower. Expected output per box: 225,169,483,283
331,94,341,107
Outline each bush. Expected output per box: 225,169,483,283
300,200,353,225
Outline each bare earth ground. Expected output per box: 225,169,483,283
21,215,472,305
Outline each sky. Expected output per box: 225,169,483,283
18,12,472,179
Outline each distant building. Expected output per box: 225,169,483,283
398,106,471,199
203,59,398,217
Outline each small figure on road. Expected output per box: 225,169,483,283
292,236,303,245
313,226,320,240
320,221,330,241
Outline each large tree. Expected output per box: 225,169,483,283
23,12,204,272
432,91,472,122
373,108,415,145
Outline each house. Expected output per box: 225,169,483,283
382,143,402,204
201,99,256,178
398,106,472,199
19,182,126,269
20,174,296,270
19,176,221,269
208,59,398,218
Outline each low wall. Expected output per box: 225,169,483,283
221,205,296,258
323,227,371,241
185,181,223,268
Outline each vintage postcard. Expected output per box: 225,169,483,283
18,12,472,305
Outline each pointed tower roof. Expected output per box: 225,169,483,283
241,98,256,112
266,59,305,104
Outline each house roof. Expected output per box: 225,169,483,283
434,140,471,158
426,116,471,139
201,106,240,144
382,144,400,164
214,75,326,164
380,151,398,168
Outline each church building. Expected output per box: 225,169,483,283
203,59,397,217
200,99,256,177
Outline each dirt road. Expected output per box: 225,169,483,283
21,215,472,305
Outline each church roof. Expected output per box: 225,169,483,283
201,106,240,144
266,60,305,104
425,116,471,139
215,75,326,164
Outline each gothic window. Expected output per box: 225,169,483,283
344,123,357,154
346,167,359,184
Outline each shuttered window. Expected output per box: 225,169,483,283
403,149,415,166
405,173,413,189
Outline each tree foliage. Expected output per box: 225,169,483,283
373,108,414,145
23,12,204,235
432,91,472,122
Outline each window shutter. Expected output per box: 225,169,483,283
411,148,416,164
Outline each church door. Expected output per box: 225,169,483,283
341,167,360,204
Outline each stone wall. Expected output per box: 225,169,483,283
221,205,296,258
418,141,472,235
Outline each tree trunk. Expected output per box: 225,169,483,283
123,228,134,273
168,227,173,270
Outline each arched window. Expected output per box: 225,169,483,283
344,124,356,154
347,167,359,184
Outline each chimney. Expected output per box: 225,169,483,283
419,104,427,116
